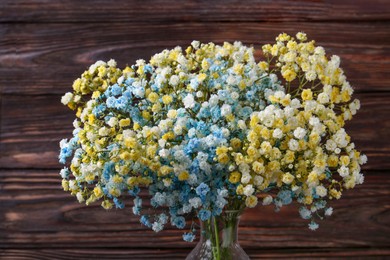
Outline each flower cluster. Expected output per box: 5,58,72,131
59,33,366,240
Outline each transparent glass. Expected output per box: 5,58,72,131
186,210,250,260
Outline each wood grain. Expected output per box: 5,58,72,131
1,0,389,258
1,93,388,169
0,0,389,23
0,22,389,95
0,170,389,250
1,248,390,260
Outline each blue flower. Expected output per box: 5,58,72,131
114,96,127,110
140,215,152,228
196,183,210,197
103,162,115,181
111,84,122,96
299,206,311,219
190,78,199,90
92,104,107,117
210,106,221,122
198,209,211,221
183,232,195,242
106,96,116,108
308,221,319,231
172,216,186,229
278,190,292,205
113,197,125,209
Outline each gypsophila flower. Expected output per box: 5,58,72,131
59,33,366,243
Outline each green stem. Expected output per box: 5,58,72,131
213,216,221,260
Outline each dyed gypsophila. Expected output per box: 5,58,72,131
59,33,366,240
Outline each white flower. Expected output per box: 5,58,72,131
273,128,283,139
117,76,124,85
293,127,307,139
159,149,170,158
359,154,368,164
243,185,254,196
107,59,117,67
76,192,84,203
288,139,299,151
152,222,163,232
107,117,118,127
325,207,333,216
315,185,327,197
305,70,317,81
231,91,239,100
221,104,232,116
191,40,200,49
317,92,330,104
241,173,251,184
196,91,204,98
61,92,73,105
237,120,247,130
169,75,180,86
173,125,183,135
325,139,337,151
309,116,320,127
290,98,301,109
98,127,110,136
262,195,273,205
209,94,219,107
338,165,349,177
183,94,195,108
189,197,202,208
253,175,264,186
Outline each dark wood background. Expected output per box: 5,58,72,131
0,1,389,259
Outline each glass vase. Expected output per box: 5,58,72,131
186,210,250,260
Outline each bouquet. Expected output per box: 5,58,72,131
59,32,367,249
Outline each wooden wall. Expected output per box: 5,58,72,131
0,1,389,259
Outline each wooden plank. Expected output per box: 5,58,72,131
0,170,388,250
0,0,389,23
0,248,390,260
1,92,388,169
0,22,389,95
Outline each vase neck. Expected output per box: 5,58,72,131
200,210,241,247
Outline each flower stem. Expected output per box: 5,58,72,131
213,216,221,260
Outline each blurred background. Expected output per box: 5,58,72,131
0,1,389,259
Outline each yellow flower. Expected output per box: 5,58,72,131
93,186,103,198
61,179,69,191
330,188,341,199
245,195,258,208
109,187,121,197
178,171,190,181
101,200,113,210
258,61,269,71
296,32,307,41
282,68,297,82
230,138,242,150
159,166,173,176
247,146,259,158
162,95,173,105
147,92,159,103
252,161,265,174
340,155,350,166
216,146,229,155
197,73,207,82
218,153,230,164
120,151,131,161
236,184,244,195
124,137,137,148
119,118,131,127
152,103,162,112
229,171,241,184
301,89,313,101
282,172,295,184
